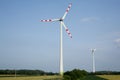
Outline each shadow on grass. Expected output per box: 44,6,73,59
80,75,108,80
44,78,62,80
43,75,108,80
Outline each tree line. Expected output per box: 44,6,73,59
0,69,120,80
0,69,57,76
0,69,88,80
89,71,120,75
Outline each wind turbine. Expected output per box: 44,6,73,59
91,49,96,73
40,3,72,76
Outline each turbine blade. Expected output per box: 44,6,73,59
62,3,72,20
40,19,59,22
61,22,72,38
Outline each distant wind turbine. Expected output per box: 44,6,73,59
40,3,72,76
91,49,96,73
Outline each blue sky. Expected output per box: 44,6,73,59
0,0,120,72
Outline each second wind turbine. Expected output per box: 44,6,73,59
40,3,72,76
91,49,96,73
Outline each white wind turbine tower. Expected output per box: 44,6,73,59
91,49,96,73
40,3,72,76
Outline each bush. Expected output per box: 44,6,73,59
63,75,71,80
64,69,88,80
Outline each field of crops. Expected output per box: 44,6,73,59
97,75,120,80
0,75,62,80
80,75,120,80
0,75,120,80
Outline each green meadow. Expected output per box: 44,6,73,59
0,75,62,80
0,75,120,80
80,75,120,80
97,75,120,80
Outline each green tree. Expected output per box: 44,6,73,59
64,69,88,80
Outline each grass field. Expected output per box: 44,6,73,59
0,75,120,80
80,75,120,80
80,75,107,80
97,75,120,80
0,75,62,80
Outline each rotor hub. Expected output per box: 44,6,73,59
59,18,63,21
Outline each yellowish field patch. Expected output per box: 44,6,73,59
97,75,120,80
0,75,62,80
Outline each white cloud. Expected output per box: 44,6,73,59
81,17,98,22
115,38,120,43
115,38,120,48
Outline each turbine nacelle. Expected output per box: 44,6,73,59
59,18,63,21
91,49,96,53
